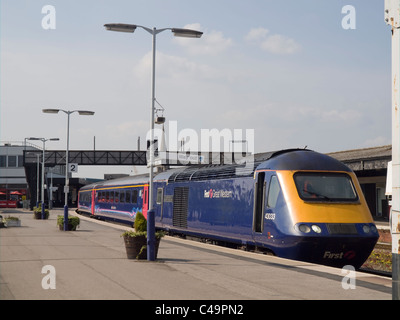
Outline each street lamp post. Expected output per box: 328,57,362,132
104,23,202,261
28,137,59,219
36,154,40,207
42,108,95,230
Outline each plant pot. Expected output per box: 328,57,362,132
57,215,80,231
5,219,21,227
58,224,77,231
33,211,49,220
123,234,160,260
33,211,42,219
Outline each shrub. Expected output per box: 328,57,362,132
4,216,19,221
134,212,147,232
122,211,165,240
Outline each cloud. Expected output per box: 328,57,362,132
245,27,301,55
106,120,148,136
173,23,233,55
245,27,269,42
133,50,220,81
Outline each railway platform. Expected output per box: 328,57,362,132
0,208,392,301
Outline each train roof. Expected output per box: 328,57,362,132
256,149,352,172
165,149,352,183
78,149,353,189
80,173,149,191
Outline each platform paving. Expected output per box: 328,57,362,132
0,208,392,300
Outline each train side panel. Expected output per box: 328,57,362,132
155,176,261,245
77,189,93,215
93,185,147,225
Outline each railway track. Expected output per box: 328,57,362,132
360,241,392,277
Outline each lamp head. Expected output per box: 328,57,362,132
171,28,203,38
77,110,95,116
42,109,60,114
104,23,137,33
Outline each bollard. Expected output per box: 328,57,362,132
63,205,68,231
41,202,45,220
147,209,155,261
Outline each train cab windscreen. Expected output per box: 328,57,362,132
293,172,358,202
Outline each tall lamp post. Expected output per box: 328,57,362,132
42,109,95,230
104,23,202,261
104,23,203,261
28,137,59,218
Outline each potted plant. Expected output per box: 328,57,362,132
33,204,49,220
57,215,80,231
121,212,165,260
4,216,21,227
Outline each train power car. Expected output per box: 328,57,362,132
77,149,379,268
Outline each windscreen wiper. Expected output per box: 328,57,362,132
303,189,332,201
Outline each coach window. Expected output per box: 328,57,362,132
114,191,119,203
132,189,138,204
120,191,125,203
267,176,281,209
126,190,131,203
156,188,163,204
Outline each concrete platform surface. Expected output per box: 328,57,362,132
0,209,392,300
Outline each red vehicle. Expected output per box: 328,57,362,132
0,190,24,208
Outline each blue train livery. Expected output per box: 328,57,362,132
77,149,379,268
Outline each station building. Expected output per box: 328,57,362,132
0,143,37,207
0,142,92,209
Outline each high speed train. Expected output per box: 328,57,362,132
77,149,379,268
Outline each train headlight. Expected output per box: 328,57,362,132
362,225,371,233
311,225,322,233
299,224,311,233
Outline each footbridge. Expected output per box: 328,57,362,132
23,150,249,208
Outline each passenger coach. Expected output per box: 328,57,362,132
77,149,379,268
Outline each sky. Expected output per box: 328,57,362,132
0,0,393,178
